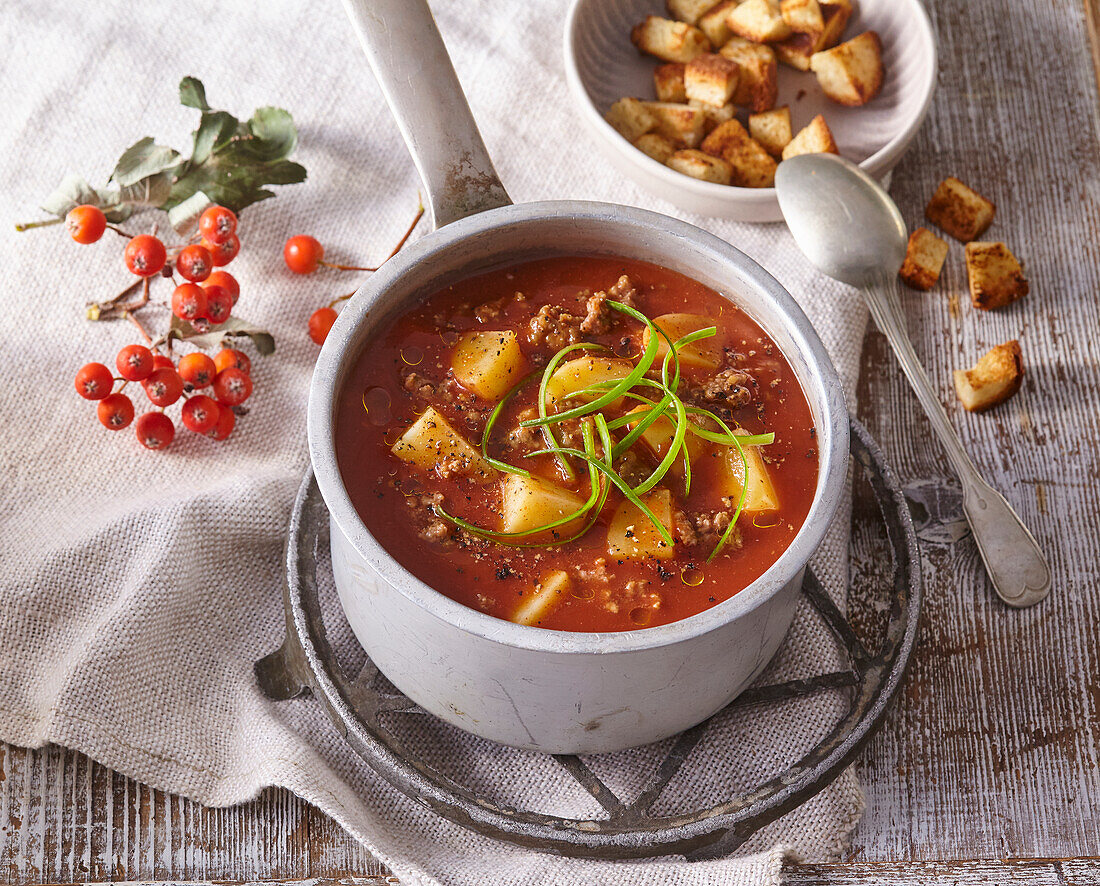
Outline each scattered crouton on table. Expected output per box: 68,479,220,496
632,15,712,63
719,37,779,111
781,114,838,159
953,341,1024,412
898,228,949,291
685,53,741,107
701,119,777,187
965,242,1029,310
810,31,884,106
667,148,735,184
925,177,996,242
749,106,792,158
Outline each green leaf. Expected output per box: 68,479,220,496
179,76,209,110
167,190,213,234
191,111,238,165
168,314,275,355
111,137,181,186
40,174,100,217
246,107,298,160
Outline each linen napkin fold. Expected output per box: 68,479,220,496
0,1,869,883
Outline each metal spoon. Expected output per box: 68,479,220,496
775,153,1051,608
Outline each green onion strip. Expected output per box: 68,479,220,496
432,300,773,559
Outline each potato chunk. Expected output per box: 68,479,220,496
642,313,724,369
544,356,636,409
625,405,709,483
810,31,884,106
727,0,791,43
642,101,709,147
512,569,572,627
667,149,734,184
898,227,949,291
391,406,496,482
501,475,586,538
953,341,1024,413
608,489,676,561
925,177,996,243
605,97,656,142
700,120,777,188
748,106,792,158
451,330,528,401
631,15,712,63
965,242,1029,310
719,38,778,111
723,437,779,513
781,114,839,159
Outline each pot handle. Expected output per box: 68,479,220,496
341,0,512,229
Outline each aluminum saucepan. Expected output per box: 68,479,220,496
308,0,849,754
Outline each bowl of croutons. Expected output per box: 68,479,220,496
564,0,936,222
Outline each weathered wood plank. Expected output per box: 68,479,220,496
784,858,1100,884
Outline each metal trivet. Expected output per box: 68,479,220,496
256,419,921,859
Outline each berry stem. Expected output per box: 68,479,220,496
124,296,154,345
106,224,135,239
317,260,376,272
14,217,64,232
315,199,426,274
327,291,356,308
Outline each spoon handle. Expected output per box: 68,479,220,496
863,271,1051,607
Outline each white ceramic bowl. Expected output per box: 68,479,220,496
563,0,937,222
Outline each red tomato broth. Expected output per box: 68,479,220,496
334,256,818,632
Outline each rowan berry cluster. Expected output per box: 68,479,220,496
66,203,258,451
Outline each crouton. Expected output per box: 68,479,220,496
925,177,996,242
654,63,687,102
953,341,1024,412
748,106,791,158
634,132,678,164
720,38,779,111
685,53,741,107
667,148,735,184
781,114,838,159
773,0,851,70
780,0,823,34
698,0,739,47
898,228,949,291
701,119,777,187
667,0,722,25
965,242,1029,310
690,99,738,133
727,0,792,43
605,97,656,142
632,16,712,63
810,31,884,106
643,101,709,147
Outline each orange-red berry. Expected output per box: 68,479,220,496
116,344,155,381
66,205,107,244
213,348,250,375
207,405,236,441
97,393,134,430
203,284,233,324
181,395,220,433
75,362,114,400
152,354,175,371
198,205,237,244
205,270,239,304
204,234,239,266
212,368,252,406
176,244,213,282
135,412,175,450
284,235,324,274
171,283,208,322
177,352,217,388
124,235,167,277
308,306,338,345
142,367,185,407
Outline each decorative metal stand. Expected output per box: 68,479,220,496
256,419,921,859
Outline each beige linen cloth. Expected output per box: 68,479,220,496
0,0,872,883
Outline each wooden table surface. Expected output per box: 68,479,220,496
3,0,1099,883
